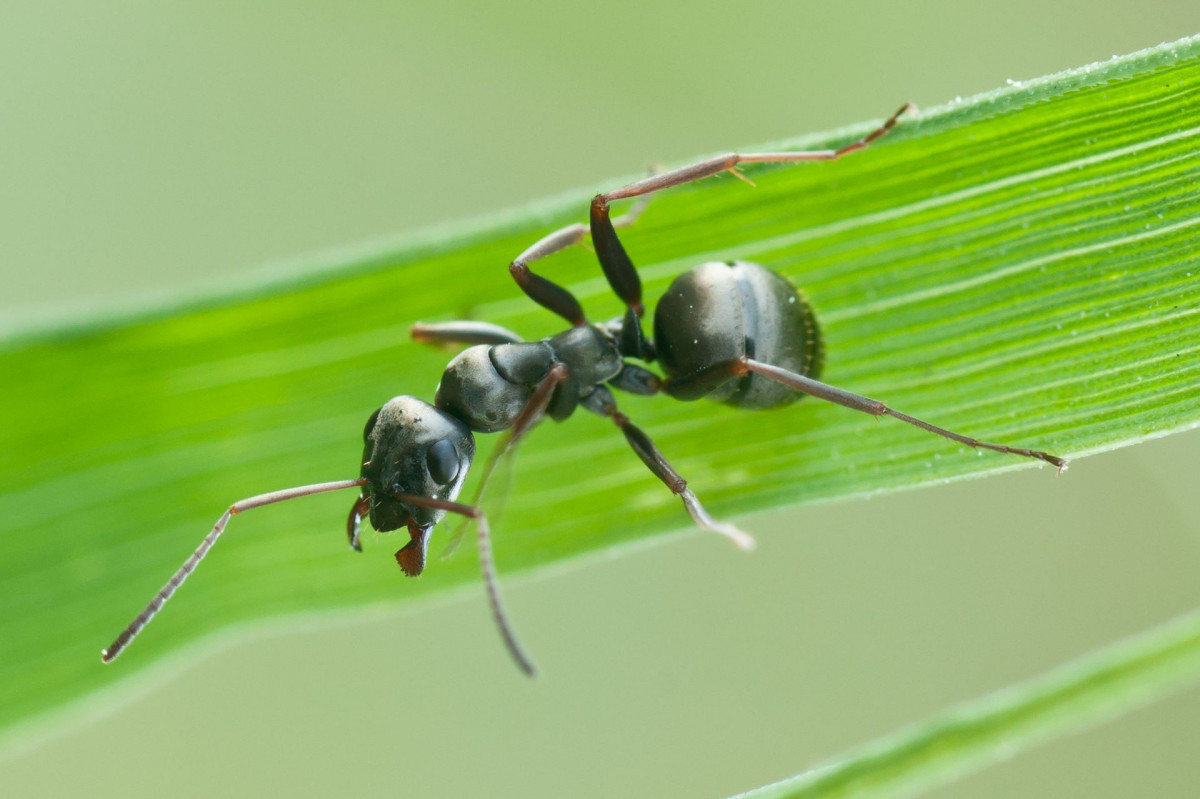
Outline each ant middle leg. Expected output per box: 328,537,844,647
616,409,756,550
585,386,754,550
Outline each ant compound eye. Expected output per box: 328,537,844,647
426,438,460,485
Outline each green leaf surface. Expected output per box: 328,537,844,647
732,606,1200,799
3,35,1199,746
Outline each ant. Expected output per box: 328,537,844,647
102,103,1067,675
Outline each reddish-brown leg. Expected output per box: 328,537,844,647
664,356,1067,472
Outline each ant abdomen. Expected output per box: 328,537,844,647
654,261,823,408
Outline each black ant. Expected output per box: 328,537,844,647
101,103,1067,675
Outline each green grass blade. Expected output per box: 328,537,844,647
3,36,1199,742
732,607,1200,799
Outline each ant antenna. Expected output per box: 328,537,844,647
396,492,537,677
101,478,368,663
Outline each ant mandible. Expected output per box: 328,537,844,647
102,103,1067,675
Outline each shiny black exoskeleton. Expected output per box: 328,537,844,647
102,103,1066,675
371,258,826,591
653,261,823,407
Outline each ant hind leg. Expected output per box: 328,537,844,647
665,356,1068,472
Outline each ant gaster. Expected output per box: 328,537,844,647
102,104,1067,675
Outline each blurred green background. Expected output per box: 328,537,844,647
3,2,1200,797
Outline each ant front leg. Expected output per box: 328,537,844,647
396,492,537,677
421,366,570,674
442,363,569,559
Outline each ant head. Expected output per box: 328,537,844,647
360,396,475,539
